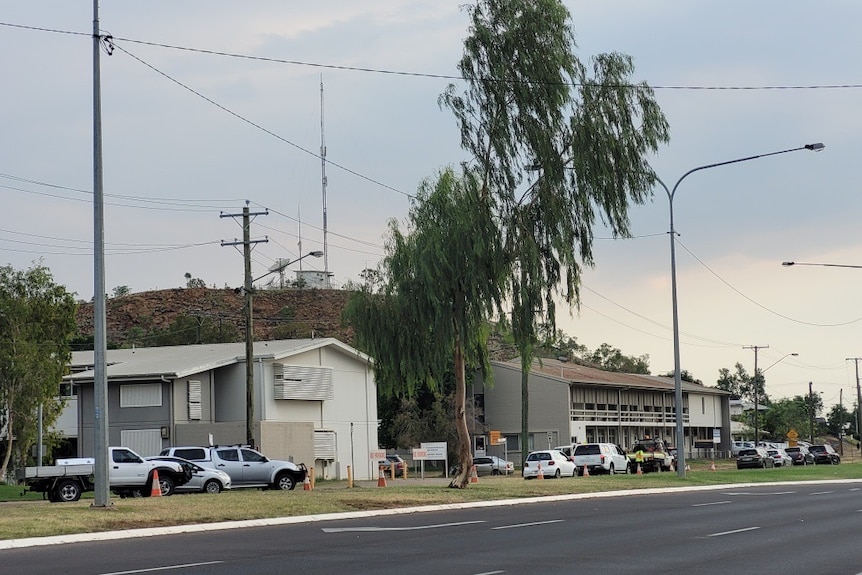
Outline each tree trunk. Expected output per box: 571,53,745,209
0,404,13,482
449,341,472,488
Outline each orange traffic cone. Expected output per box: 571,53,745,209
303,475,312,490
669,461,675,472
150,469,162,497
537,463,544,479
377,466,387,488
470,465,479,483
710,460,716,472
636,463,643,475
582,464,589,477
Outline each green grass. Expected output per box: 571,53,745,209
1,460,859,541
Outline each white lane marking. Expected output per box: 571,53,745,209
724,491,796,496
693,501,731,507
491,520,564,530
707,526,760,538
322,520,485,533
101,562,224,575
473,572,505,575
849,488,861,492
811,491,834,495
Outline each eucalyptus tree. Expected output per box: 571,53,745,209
344,167,506,487
440,0,669,462
0,264,77,479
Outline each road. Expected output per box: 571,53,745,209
3,482,861,574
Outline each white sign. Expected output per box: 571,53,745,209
412,448,429,460
369,450,386,461
713,428,721,443
421,442,447,460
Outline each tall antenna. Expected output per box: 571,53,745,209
297,205,303,271
320,75,330,287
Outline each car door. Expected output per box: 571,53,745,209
213,448,245,484
239,448,272,484
472,457,492,476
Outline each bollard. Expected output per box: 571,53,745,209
347,465,354,489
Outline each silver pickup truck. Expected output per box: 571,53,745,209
160,445,307,491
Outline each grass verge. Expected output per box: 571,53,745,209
1,459,859,541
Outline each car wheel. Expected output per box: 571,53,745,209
275,472,296,491
492,469,500,476
203,479,223,494
608,463,615,475
158,475,175,496
554,469,561,479
54,479,82,502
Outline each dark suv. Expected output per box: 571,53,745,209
807,444,840,465
736,447,775,469
784,445,815,466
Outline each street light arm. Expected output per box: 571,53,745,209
783,261,862,269
668,144,824,201
762,352,799,373
252,251,324,283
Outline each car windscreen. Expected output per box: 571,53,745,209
574,445,600,455
738,449,758,456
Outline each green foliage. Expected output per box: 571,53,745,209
827,403,855,437
715,363,753,401
440,0,668,462
345,167,506,397
579,343,650,374
0,264,77,478
184,273,206,289
111,285,131,298
760,395,822,441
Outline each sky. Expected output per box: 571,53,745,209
2,1,861,414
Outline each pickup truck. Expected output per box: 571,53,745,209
627,437,673,473
159,445,307,491
17,447,191,502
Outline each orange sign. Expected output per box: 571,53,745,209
787,429,798,447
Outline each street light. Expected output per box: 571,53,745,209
657,142,824,477
783,259,862,453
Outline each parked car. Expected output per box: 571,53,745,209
522,450,576,479
731,441,755,456
766,448,793,467
808,444,840,465
472,456,514,476
736,447,775,469
159,445,307,490
147,456,232,494
784,445,815,466
380,454,406,477
572,443,628,475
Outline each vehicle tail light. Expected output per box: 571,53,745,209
548,461,556,466
600,455,606,463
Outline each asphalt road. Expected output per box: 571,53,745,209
3,481,862,574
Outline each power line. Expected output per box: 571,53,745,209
4,21,862,92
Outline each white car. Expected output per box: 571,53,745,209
147,456,232,494
522,450,576,479
766,449,793,468
572,443,628,475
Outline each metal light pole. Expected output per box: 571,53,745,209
782,262,862,449
657,142,823,478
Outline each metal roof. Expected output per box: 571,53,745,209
494,357,730,396
66,338,370,382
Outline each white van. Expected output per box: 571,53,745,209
572,443,628,476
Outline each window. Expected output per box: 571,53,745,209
120,383,162,408
240,449,266,463
188,380,202,420
174,448,207,461
216,449,239,462
59,382,76,397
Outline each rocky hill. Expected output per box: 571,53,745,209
75,287,355,347
75,287,520,361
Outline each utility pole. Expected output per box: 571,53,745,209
221,203,268,448
808,381,815,444
839,389,844,457
744,345,768,445
847,358,862,453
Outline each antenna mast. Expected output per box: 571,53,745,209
320,75,330,287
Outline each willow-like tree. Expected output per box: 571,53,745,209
0,264,77,480
344,168,506,487
440,0,669,463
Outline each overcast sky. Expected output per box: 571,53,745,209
2,2,861,414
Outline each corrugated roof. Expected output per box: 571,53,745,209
66,338,370,382
494,357,729,396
